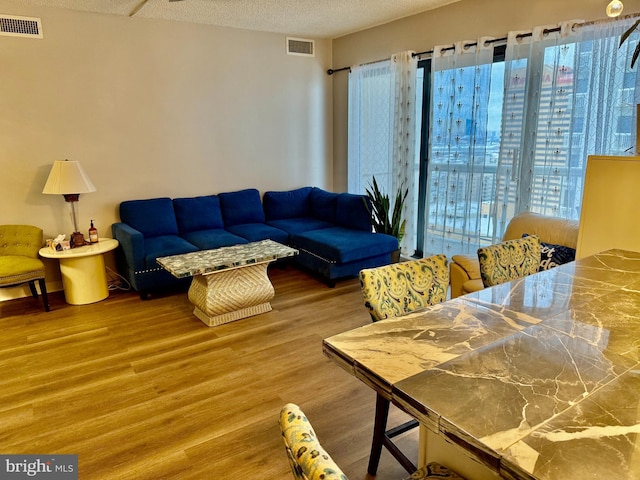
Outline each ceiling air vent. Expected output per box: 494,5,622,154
0,14,43,38
287,37,314,57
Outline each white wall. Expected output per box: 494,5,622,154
330,0,637,190
0,0,332,299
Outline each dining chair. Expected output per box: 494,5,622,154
477,235,540,288
358,254,449,475
359,254,449,322
279,403,465,480
0,225,50,312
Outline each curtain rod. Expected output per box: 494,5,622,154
326,12,639,75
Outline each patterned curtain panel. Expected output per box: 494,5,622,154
348,52,418,255
424,38,500,257
501,18,640,222
423,16,640,258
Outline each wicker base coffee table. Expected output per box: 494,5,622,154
157,239,298,327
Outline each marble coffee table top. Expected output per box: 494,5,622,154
156,239,298,278
324,249,640,480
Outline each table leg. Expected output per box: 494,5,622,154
58,255,109,305
188,262,275,326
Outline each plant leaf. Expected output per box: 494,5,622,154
632,42,640,69
620,19,640,47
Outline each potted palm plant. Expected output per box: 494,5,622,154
364,176,408,263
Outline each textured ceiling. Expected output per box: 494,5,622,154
10,0,461,38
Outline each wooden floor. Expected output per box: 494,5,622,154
0,266,418,480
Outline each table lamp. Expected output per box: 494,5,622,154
42,159,96,248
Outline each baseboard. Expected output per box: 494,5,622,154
0,281,63,303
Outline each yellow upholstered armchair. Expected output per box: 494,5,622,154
359,254,449,322
0,225,50,311
279,403,465,480
449,212,579,298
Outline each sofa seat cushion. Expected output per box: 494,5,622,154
181,229,248,250
0,256,45,285
292,227,398,264
120,197,179,237
144,235,199,269
267,217,334,235
226,223,289,244
219,188,265,226
174,195,224,233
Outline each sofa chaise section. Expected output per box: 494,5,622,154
264,187,399,286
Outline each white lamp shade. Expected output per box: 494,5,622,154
42,160,96,195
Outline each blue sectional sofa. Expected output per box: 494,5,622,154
112,187,398,297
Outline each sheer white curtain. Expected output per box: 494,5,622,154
424,38,500,257
423,16,640,258
348,60,393,194
500,17,640,222
348,51,418,255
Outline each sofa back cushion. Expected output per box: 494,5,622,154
336,193,372,231
219,188,265,226
503,211,579,249
263,187,312,220
120,197,178,237
309,188,338,223
173,195,224,233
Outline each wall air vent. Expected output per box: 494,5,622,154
287,37,314,57
0,14,43,38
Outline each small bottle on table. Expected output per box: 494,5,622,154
89,220,99,244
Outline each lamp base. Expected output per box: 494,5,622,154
71,232,86,248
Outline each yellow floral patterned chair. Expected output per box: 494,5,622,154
477,235,541,287
359,254,449,322
358,254,449,475
279,403,465,480
0,225,49,311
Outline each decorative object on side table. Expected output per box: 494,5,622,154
364,176,407,262
42,159,96,248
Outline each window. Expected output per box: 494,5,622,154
417,20,639,257
348,18,640,258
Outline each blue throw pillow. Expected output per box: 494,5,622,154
522,233,576,271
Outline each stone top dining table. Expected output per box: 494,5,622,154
322,249,640,480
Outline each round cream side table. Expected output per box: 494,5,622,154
39,238,119,305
